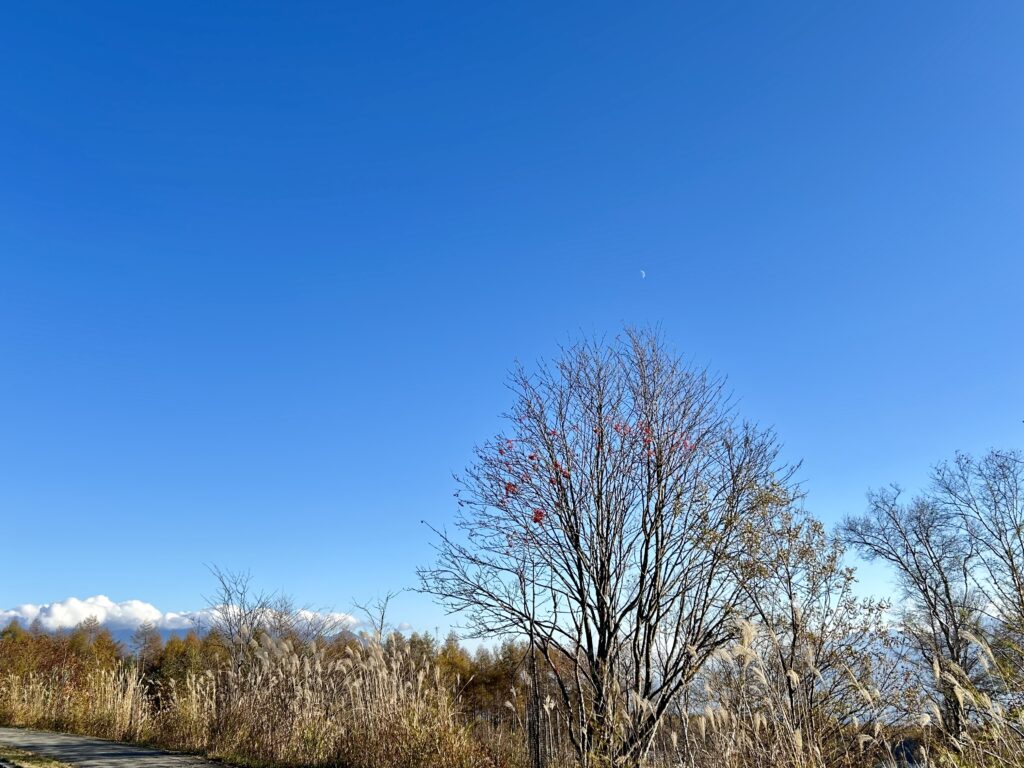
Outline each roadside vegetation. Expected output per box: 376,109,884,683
2,331,1022,768
0,744,72,768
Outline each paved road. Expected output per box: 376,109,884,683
0,728,223,767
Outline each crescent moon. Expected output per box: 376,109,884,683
640,270,646,279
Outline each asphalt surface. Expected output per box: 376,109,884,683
0,728,223,767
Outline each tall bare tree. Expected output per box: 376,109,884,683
203,566,274,670
933,449,1024,693
204,567,349,660
739,506,895,759
933,452,1024,615
420,329,796,768
842,488,984,743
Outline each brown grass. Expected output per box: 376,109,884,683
0,638,489,768
2,628,1023,768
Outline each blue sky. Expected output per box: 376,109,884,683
1,2,1021,633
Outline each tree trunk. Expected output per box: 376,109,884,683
527,641,548,768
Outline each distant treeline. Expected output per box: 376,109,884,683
0,614,530,726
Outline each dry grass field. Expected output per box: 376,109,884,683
2,625,1023,768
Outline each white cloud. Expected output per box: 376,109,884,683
0,595,208,633
0,595,359,634
294,608,361,629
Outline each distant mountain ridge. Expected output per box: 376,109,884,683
1,594,361,648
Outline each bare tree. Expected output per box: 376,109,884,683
420,329,796,768
201,567,353,673
738,505,895,759
267,594,350,647
934,452,1024,615
353,590,401,641
204,566,274,670
842,488,984,743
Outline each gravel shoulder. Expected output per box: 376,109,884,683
0,742,73,768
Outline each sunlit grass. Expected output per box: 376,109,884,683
0,639,487,768
2,628,1023,767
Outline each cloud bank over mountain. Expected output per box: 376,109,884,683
0,596,206,633
0,595,359,634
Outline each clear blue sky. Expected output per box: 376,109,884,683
1,2,1021,631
